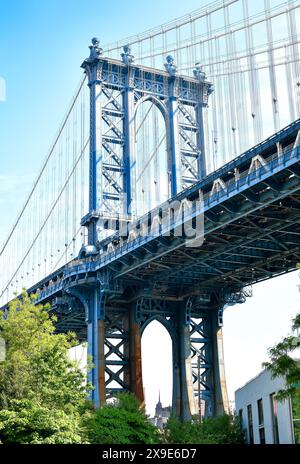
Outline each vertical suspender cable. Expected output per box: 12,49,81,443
206,11,217,172
243,0,263,145
287,0,300,118
215,37,226,168
265,0,280,133
224,4,237,160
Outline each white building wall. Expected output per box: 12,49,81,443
235,369,294,444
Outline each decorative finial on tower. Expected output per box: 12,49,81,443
193,62,206,82
87,37,103,62
121,44,134,65
164,55,177,77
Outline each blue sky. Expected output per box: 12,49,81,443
0,0,299,416
0,0,208,237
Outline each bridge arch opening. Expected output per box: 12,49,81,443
141,319,173,419
134,99,169,217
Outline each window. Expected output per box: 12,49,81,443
270,393,279,444
238,408,243,426
247,404,254,444
257,399,265,444
257,399,264,426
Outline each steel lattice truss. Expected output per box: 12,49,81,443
1,0,300,305
178,103,200,188
1,0,300,419
25,119,300,310
190,316,213,415
2,105,300,419
105,309,128,396
100,87,125,216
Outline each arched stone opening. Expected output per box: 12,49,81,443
134,99,169,216
141,319,173,420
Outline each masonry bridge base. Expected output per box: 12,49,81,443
63,284,231,421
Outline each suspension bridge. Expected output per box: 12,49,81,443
1,0,300,419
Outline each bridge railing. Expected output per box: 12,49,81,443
95,144,300,261
30,140,300,301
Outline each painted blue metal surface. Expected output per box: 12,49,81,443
23,118,300,311
80,45,212,245
3,42,300,418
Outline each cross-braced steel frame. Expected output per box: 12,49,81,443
3,40,300,421
75,42,222,418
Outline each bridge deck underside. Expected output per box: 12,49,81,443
45,163,300,339
121,195,300,291
19,121,300,339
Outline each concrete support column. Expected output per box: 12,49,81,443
176,303,197,421
87,287,106,407
171,335,181,419
122,306,144,406
201,308,229,417
210,309,230,416
129,308,144,406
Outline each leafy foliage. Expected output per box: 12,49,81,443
0,291,250,445
0,291,91,444
263,266,300,400
0,399,85,444
82,392,161,444
164,414,245,444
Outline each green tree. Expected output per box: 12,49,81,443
164,414,245,444
0,400,85,444
262,265,300,444
263,265,300,400
0,291,91,444
82,392,161,444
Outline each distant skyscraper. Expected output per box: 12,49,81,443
150,392,171,429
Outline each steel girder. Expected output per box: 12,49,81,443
16,119,300,308
3,117,300,420
81,46,212,243
43,289,231,419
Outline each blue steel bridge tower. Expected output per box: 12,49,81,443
18,38,300,420
80,38,212,247
4,6,300,421
65,38,227,420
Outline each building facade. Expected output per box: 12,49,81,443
235,368,299,444
150,393,171,429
